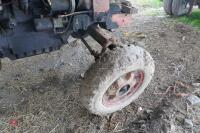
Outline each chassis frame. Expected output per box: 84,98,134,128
0,0,135,67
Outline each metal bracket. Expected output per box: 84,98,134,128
87,25,120,48
81,25,121,59
80,37,99,58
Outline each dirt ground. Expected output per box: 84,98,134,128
0,5,200,133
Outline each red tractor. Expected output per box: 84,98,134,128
164,0,199,16
0,0,155,115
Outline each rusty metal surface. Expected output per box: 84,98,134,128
88,25,119,48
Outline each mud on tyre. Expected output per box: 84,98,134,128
80,45,155,115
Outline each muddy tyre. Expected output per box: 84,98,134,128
172,0,191,16
80,45,155,115
164,0,173,15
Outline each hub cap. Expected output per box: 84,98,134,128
103,71,144,107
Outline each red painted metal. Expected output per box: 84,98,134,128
102,71,145,107
111,14,132,27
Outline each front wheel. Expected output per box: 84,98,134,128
80,45,155,115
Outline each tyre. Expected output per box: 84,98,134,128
164,0,173,15
172,0,192,16
80,45,155,115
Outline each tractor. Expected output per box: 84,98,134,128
0,0,155,115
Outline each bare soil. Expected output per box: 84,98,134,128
0,8,200,133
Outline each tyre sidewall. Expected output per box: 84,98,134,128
172,0,189,16
81,45,155,115
164,0,173,15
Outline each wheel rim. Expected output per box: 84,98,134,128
102,71,144,107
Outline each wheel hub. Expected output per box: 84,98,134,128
118,84,130,96
103,71,144,107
